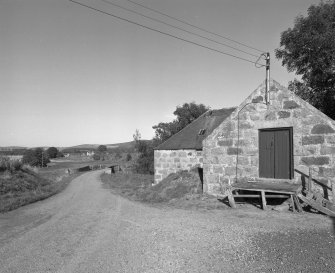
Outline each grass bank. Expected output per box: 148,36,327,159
0,156,128,213
0,167,81,213
101,169,229,210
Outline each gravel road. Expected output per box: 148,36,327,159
0,170,334,272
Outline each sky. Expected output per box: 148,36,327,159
1,0,321,147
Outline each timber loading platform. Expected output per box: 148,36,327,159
224,168,335,217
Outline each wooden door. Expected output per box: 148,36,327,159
259,130,275,178
259,128,293,179
274,129,291,179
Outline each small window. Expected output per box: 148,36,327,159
198,129,206,135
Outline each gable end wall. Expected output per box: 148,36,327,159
203,80,335,201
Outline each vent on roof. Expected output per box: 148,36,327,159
198,129,206,135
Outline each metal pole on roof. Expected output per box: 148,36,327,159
265,52,270,105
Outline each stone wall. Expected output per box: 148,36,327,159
203,80,335,201
154,149,203,183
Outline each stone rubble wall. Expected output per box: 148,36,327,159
154,149,203,183
203,80,335,201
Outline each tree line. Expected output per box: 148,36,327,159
22,147,63,167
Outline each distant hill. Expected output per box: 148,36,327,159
105,141,136,150
60,144,100,150
0,146,27,151
0,140,149,154
60,141,143,153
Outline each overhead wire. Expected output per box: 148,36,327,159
99,0,261,58
255,53,267,68
68,0,266,66
124,0,266,54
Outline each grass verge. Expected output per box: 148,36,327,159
0,168,81,213
101,169,230,210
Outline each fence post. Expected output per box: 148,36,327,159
308,167,312,192
332,180,335,203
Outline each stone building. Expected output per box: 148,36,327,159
154,108,235,183
203,80,335,200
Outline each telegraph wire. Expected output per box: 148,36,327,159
124,0,266,53
99,0,260,58
68,0,266,66
255,53,267,68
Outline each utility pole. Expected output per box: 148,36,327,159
265,52,270,105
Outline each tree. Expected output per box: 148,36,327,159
22,148,49,167
97,145,107,153
131,103,209,174
133,129,141,143
46,147,59,159
275,0,335,119
153,102,209,143
132,130,154,174
173,102,209,128
134,140,154,174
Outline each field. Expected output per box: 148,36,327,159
7,155,23,161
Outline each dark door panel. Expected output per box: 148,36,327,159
259,131,275,178
274,130,291,179
259,128,293,179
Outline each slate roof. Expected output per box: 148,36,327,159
155,107,236,150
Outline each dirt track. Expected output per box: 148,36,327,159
0,170,334,272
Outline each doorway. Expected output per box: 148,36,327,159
259,128,293,179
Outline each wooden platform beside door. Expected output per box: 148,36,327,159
228,181,303,211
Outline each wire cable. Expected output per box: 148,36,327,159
124,0,266,53
255,53,267,68
68,0,266,66
99,0,261,58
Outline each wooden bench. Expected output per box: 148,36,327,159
227,181,303,212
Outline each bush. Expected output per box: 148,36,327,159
0,157,10,172
0,157,23,173
10,160,23,172
126,153,132,161
115,152,122,160
21,164,38,173
93,154,100,161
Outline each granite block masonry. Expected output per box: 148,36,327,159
154,150,203,183
203,80,335,201
153,108,235,184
